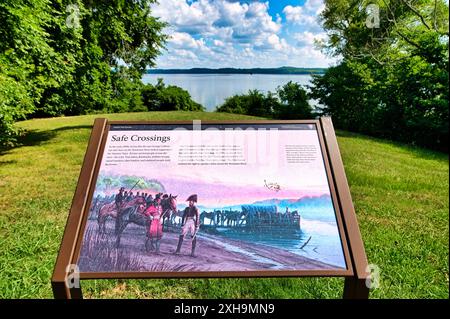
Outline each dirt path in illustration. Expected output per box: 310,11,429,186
83,219,337,272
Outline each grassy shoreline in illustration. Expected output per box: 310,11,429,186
79,186,345,272
79,220,336,274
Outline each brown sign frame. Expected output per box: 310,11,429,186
51,117,370,299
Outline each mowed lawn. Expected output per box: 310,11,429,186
0,111,448,298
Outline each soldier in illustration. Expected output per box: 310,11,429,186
90,194,101,214
175,194,200,257
146,193,153,207
143,193,164,254
127,191,134,202
114,187,125,210
154,193,161,204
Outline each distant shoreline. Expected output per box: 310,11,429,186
146,67,326,75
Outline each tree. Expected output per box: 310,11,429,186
311,0,449,151
0,0,167,146
320,0,449,64
0,0,75,145
274,81,312,119
310,61,379,133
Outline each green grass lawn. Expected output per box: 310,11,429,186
0,111,448,298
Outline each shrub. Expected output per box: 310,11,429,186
142,79,204,112
216,90,277,117
274,81,312,119
216,82,312,119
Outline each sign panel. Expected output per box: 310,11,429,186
75,122,349,274
52,118,370,299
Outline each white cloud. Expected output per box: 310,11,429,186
170,32,202,49
259,34,289,51
166,31,213,63
243,47,255,57
282,0,324,33
151,0,219,35
151,0,335,68
213,39,225,47
294,31,327,47
283,5,304,23
152,0,282,44
173,49,198,60
304,0,326,15
214,0,247,27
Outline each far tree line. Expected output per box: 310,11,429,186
1,0,448,152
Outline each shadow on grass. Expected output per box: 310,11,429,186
0,159,17,165
0,125,93,156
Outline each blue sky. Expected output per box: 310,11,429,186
151,0,337,69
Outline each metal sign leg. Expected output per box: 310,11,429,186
343,277,369,299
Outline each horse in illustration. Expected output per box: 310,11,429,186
224,210,245,227
160,194,178,230
113,194,177,247
113,202,150,248
199,210,221,226
97,196,145,234
169,209,184,227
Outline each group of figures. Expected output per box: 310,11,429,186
93,187,201,257
199,205,301,229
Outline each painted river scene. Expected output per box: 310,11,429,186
77,127,347,273
80,183,346,273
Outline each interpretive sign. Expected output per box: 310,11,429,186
51,118,370,299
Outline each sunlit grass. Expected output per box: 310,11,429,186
0,111,448,298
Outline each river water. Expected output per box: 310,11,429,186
142,73,313,111
200,207,347,269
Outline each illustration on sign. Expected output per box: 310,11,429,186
77,124,347,273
